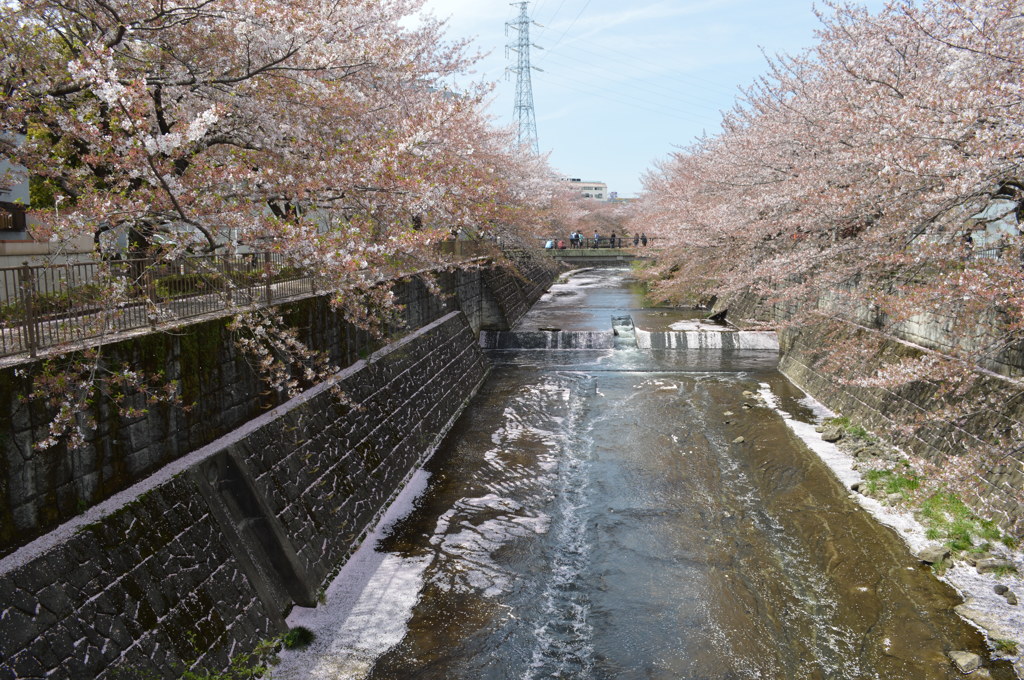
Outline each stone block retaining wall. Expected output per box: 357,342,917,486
0,252,556,679
0,311,488,679
723,281,1024,535
724,285,1024,379
0,260,556,559
779,318,1024,536
228,312,489,589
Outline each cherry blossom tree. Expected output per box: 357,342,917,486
0,0,570,449
635,0,1023,340
632,0,1024,519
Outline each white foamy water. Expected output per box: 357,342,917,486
429,494,550,598
524,452,595,680
275,375,585,678
634,327,779,350
431,378,572,602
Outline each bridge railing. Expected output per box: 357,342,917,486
540,236,662,250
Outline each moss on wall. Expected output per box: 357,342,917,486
178,320,228,410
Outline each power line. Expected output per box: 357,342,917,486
533,0,568,40
545,0,593,53
552,40,741,97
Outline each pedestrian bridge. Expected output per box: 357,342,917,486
542,247,653,266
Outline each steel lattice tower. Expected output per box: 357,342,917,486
506,2,540,154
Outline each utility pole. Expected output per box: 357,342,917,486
506,2,541,155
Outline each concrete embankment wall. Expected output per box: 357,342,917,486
0,261,560,559
0,256,559,679
778,319,1024,536
723,288,1024,536
725,286,1024,379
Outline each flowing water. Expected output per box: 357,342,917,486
280,268,1012,680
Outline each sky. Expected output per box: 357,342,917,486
415,0,886,198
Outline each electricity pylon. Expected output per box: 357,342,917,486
506,2,541,155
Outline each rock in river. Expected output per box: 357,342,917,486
948,650,982,674
916,546,950,565
821,425,845,442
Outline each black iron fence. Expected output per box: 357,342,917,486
0,243,497,361
0,253,319,359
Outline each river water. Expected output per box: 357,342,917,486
278,268,1012,680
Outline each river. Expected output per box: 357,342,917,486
276,267,1012,679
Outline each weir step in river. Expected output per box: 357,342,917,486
274,267,1014,680
479,318,780,352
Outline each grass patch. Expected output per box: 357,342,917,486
847,424,871,440
993,638,1019,655
917,491,1009,554
862,468,920,498
825,416,875,442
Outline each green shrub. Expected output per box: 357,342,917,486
0,283,107,322
282,626,315,650
153,273,223,299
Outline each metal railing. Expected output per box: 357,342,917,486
540,236,662,250
0,253,316,360
0,242,498,362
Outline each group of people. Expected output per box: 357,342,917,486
548,231,649,249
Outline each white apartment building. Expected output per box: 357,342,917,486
563,177,608,200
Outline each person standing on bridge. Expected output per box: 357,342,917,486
641,233,648,246
610,232,616,248
593,231,600,248
633,233,640,247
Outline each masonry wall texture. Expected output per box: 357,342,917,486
0,260,557,559
722,290,1024,537
0,253,559,679
725,284,1024,379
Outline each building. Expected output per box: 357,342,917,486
1,140,93,271
0,146,29,235
563,177,608,200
